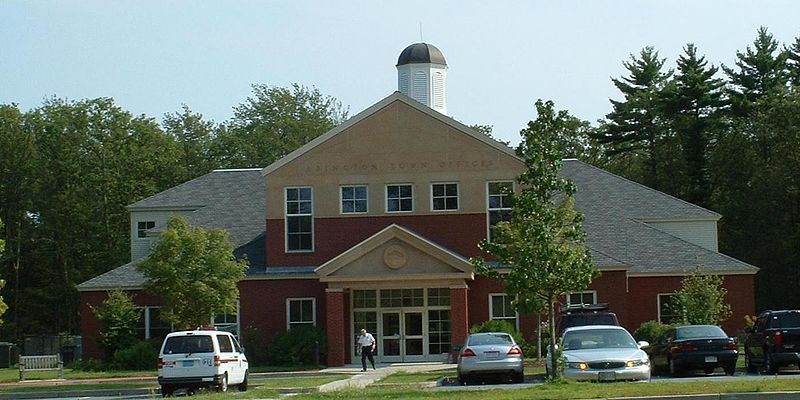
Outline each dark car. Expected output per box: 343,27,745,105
556,303,620,336
744,310,800,374
648,325,738,376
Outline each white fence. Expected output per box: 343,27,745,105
19,354,64,381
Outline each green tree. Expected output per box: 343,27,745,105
137,216,247,329
162,105,219,181
214,83,348,168
722,27,790,116
787,36,800,86
661,44,726,207
472,100,598,379
0,218,7,324
672,267,732,325
20,97,184,334
593,47,674,191
0,104,35,337
91,289,140,360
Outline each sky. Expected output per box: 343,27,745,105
2,1,799,145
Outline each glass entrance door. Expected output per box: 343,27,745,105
381,312,401,362
380,311,425,362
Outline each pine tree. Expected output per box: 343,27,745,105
593,47,673,190
662,44,726,207
722,27,790,116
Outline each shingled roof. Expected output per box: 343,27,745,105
78,169,267,291
78,157,756,291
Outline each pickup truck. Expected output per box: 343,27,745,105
743,309,800,373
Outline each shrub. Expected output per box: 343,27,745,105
91,290,141,361
110,340,159,370
67,358,106,372
242,325,268,366
267,325,326,366
633,320,671,344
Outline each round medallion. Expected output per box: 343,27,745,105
383,245,407,269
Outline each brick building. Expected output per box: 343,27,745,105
78,43,757,365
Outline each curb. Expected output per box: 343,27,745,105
0,387,159,399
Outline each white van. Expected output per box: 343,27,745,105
157,327,249,396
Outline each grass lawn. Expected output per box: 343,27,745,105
0,367,157,383
290,379,800,400
377,370,453,384
0,382,157,394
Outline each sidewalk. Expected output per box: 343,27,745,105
319,362,454,392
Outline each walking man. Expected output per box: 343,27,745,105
357,328,376,371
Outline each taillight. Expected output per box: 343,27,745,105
214,355,221,366
461,348,476,357
774,331,784,347
725,342,738,350
158,357,164,368
507,346,523,356
671,343,697,353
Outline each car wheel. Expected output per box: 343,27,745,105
724,364,735,376
160,385,174,397
217,373,228,392
238,370,249,392
765,352,778,374
457,373,468,385
512,371,524,383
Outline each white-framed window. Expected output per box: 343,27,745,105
489,293,518,329
213,300,240,337
386,184,413,212
431,183,459,211
487,181,513,241
567,291,597,306
285,187,313,252
341,185,368,214
137,221,155,238
658,293,681,324
137,306,172,340
287,298,316,330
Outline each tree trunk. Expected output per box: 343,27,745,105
548,292,558,379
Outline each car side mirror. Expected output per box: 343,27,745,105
638,341,650,348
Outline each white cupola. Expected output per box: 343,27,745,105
396,43,448,115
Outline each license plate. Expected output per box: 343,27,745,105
705,356,717,363
485,351,499,359
598,371,616,381
182,360,193,367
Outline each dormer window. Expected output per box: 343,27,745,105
137,221,155,238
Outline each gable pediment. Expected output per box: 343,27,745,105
316,224,474,283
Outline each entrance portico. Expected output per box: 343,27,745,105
316,224,474,366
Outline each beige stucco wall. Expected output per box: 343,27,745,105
265,100,526,219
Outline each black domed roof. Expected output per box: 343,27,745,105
396,43,447,66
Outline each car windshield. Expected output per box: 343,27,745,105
773,312,800,328
163,335,214,354
468,333,512,346
676,325,726,339
562,329,637,350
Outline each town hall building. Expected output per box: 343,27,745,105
78,43,758,366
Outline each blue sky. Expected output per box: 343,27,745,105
2,1,798,145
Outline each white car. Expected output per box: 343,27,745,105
457,332,525,384
157,327,249,396
547,325,650,381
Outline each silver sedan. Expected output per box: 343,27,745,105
548,325,651,381
457,332,524,384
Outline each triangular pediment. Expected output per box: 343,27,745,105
315,224,475,283
261,92,520,177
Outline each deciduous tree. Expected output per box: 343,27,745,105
137,216,247,329
214,83,348,168
472,100,598,379
672,267,732,325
